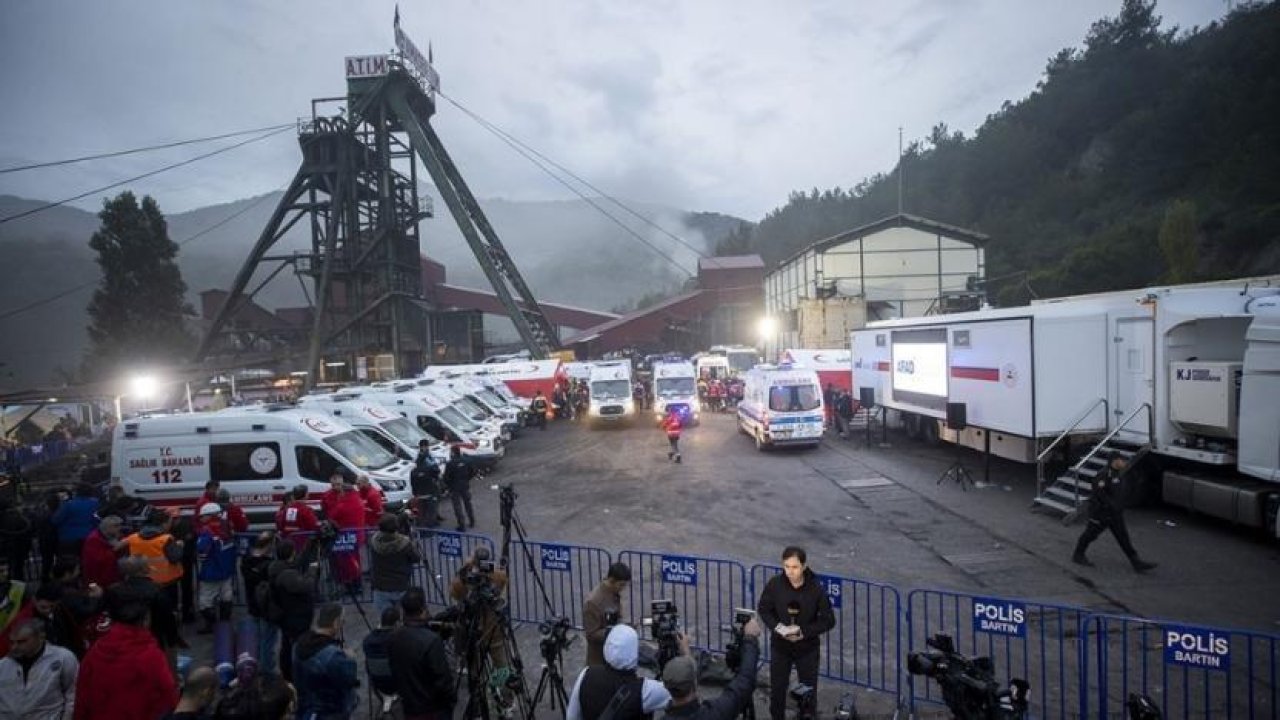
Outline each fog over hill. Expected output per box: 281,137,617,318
0,192,743,389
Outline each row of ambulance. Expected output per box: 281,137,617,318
109,371,539,526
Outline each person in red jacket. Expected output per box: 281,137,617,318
320,472,345,520
196,480,220,511
355,474,385,528
663,409,683,464
80,515,124,589
276,485,319,551
74,582,178,720
216,489,249,537
326,475,366,595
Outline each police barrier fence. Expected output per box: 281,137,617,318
504,539,613,628
1086,613,1279,720
617,550,749,654
750,564,902,697
906,588,1089,720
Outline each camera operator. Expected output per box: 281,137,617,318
449,548,510,677
443,446,477,532
567,624,672,720
662,615,763,720
584,562,631,667
387,587,457,720
755,546,835,720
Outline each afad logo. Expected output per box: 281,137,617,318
302,417,336,435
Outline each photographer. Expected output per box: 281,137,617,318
755,547,835,720
662,616,763,720
449,548,511,681
567,624,671,720
583,562,631,667
387,587,457,720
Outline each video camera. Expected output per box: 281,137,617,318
907,634,1029,720
538,615,575,661
643,599,681,671
721,607,755,672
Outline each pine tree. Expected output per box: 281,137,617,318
82,191,193,380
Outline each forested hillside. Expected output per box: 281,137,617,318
720,1,1280,304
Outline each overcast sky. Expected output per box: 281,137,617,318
0,0,1227,222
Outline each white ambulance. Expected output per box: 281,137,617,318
737,364,825,450
426,376,523,436
361,384,504,467
296,393,452,466
652,360,700,425
587,360,636,425
111,406,413,522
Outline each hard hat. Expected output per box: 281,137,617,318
199,503,222,517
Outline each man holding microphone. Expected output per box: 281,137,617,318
755,546,835,720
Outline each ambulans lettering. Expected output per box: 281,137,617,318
661,555,698,585
1164,626,1230,670
972,598,1026,637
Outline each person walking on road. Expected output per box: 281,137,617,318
663,410,683,464
1072,455,1158,572
443,446,476,532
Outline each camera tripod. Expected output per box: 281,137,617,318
454,589,531,720
937,445,975,491
500,484,575,719
305,530,374,631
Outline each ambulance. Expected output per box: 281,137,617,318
361,384,504,467
296,393,451,466
587,360,636,426
652,360,700,425
424,376,523,437
111,406,413,522
737,364,825,450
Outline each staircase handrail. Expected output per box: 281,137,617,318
1064,397,1157,504
1035,397,1108,495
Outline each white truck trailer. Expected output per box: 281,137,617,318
851,279,1280,534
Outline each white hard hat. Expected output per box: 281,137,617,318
198,503,222,517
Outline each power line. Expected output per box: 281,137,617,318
0,125,294,226
436,90,699,276
0,122,294,175
0,185,285,323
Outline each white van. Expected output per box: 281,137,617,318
695,353,731,380
737,365,825,450
111,407,412,522
428,377,523,436
652,360,700,425
587,360,635,425
362,384,504,467
413,381,512,441
296,393,452,466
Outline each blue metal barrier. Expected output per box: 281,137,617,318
4,438,76,471
1086,613,1279,720
751,564,902,696
504,539,612,627
617,549,748,653
412,529,495,609
906,589,1088,720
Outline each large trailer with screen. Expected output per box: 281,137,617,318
852,280,1280,534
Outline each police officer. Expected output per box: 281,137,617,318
1072,455,1158,572
411,439,445,528
443,446,476,532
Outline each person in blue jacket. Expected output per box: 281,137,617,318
293,603,360,720
50,483,99,559
195,502,238,634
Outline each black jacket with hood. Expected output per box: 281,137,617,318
755,568,836,656
369,530,421,592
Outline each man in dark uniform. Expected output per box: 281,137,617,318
443,446,476,532
1072,455,1158,572
756,546,836,720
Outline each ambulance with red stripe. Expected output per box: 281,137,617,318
110,406,413,524
736,364,825,450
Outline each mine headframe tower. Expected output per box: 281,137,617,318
195,23,561,385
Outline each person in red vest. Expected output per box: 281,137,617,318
216,489,250,537
663,409,683,464
320,471,345,520
80,515,125,589
196,480,220,510
355,474,385,529
276,485,319,551
326,474,366,595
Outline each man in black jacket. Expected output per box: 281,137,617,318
370,512,422,612
1073,455,1158,572
755,546,835,720
411,439,445,528
266,541,318,682
663,615,762,720
387,586,456,720
443,446,476,532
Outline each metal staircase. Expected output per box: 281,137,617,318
1033,401,1154,523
